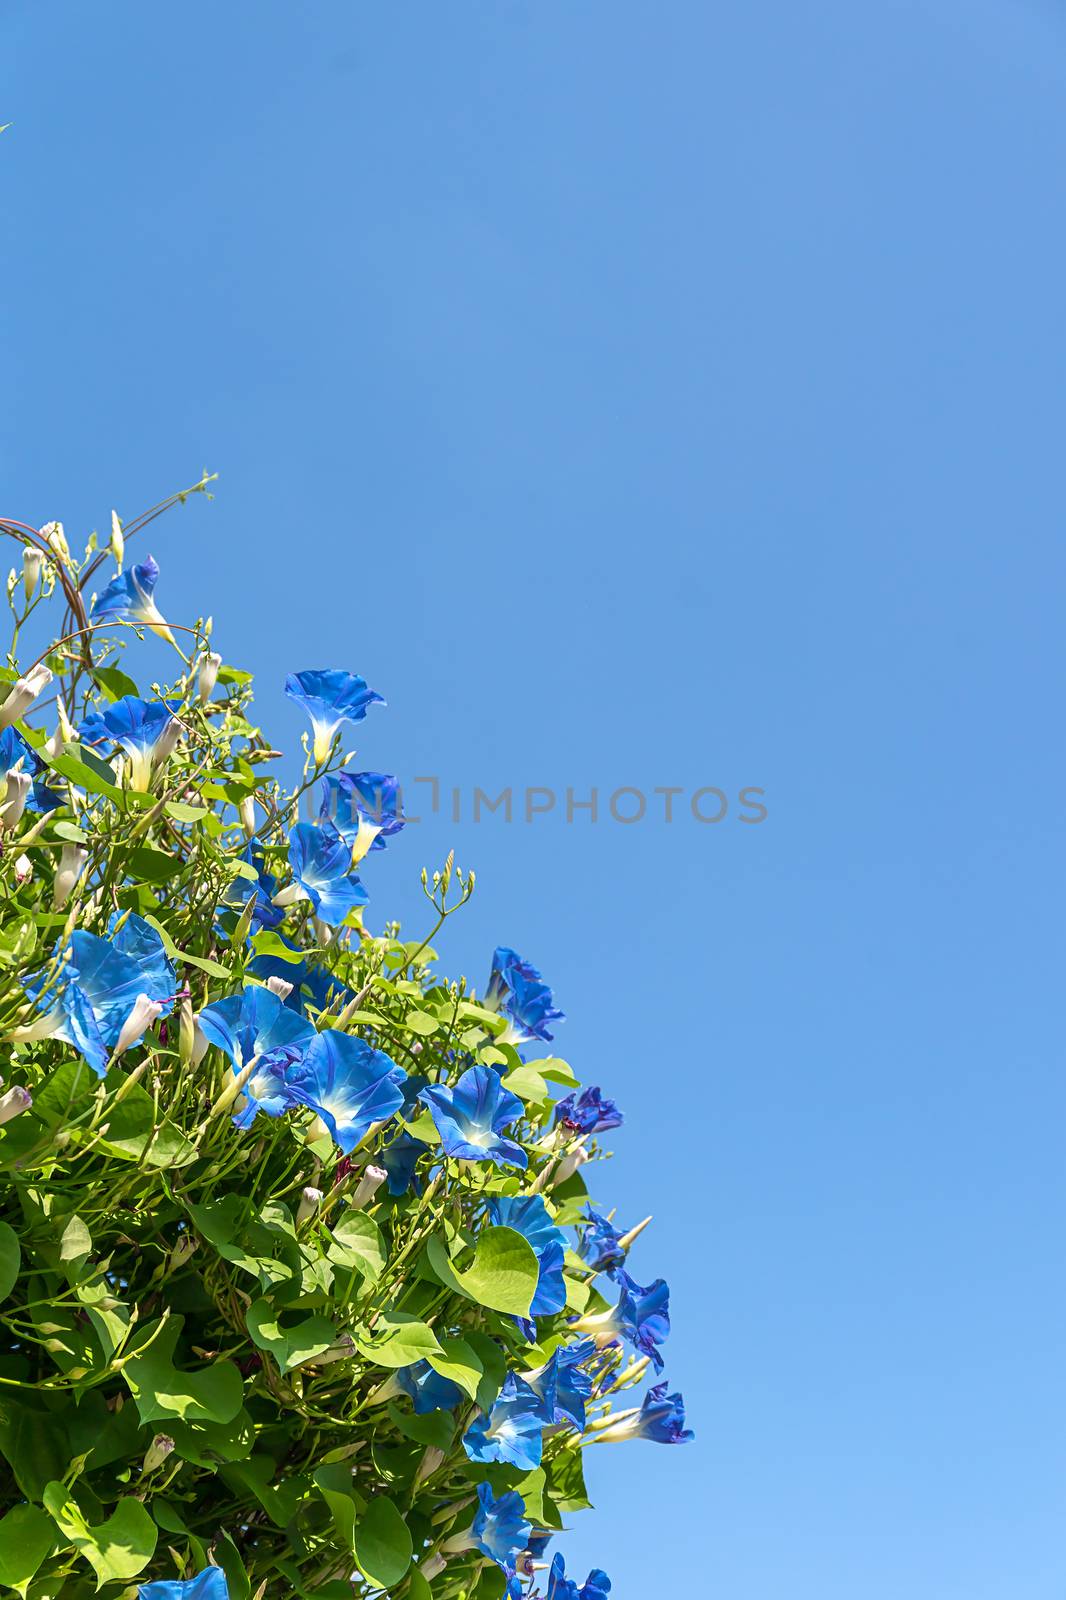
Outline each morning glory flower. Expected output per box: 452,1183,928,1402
284,669,384,765
576,1208,626,1275
138,1567,229,1600
597,1380,694,1444
79,695,181,790
0,728,61,814
420,1064,527,1170
470,1482,531,1575
319,771,406,863
381,1131,430,1195
573,1271,671,1374
277,822,369,926
285,1030,405,1153
395,1360,465,1414
222,844,285,934
524,1338,596,1431
489,1194,567,1317
546,1553,612,1600
554,1086,623,1135
484,946,564,1049
462,1374,550,1471
22,912,177,1078
196,986,315,1128
92,554,175,643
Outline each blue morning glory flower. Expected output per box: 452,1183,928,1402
79,695,180,789
0,727,61,813
319,771,406,863
420,1064,528,1170
93,554,175,643
525,1338,596,1431
462,1373,549,1471
470,1482,531,1575
576,1208,626,1275
553,1086,623,1135
381,1131,430,1195
222,844,285,934
577,1271,671,1373
484,947,564,1049
138,1568,229,1600
23,913,177,1078
546,1553,611,1600
285,1030,405,1153
196,985,315,1128
489,1194,567,1317
395,1359,464,1414
602,1380,694,1444
282,822,369,926
284,669,384,765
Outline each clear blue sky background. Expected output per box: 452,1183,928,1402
3,3,1065,1595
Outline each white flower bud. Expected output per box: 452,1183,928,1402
40,521,69,563
5,571,15,599
111,993,164,1061
109,510,124,570
22,548,43,602
553,1145,591,1187
349,1165,388,1211
14,853,32,885
314,1333,355,1366
297,1186,324,1227
0,1086,32,1125
53,843,88,909
141,1434,174,1473
265,974,293,1001
153,716,182,767
238,794,256,839
0,768,31,830
197,651,222,703
0,663,53,730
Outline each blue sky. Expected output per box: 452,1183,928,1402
4,2,1066,1594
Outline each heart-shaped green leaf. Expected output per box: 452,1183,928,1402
426,1226,539,1317
43,1483,157,1587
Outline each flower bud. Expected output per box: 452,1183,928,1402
53,843,87,909
14,853,32,885
553,1145,590,1186
153,717,182,767
40,521,69,563
168,1232,198,1271
238,795,256,839
111,993,164,1061
265,974,293,1001
141,1434,174,1474
0,768,31,830
22,548,43,602
109,510,124,570
297,1186,323,1227
0,1086,32,1125
314,1333,355,1366
0,663,53,731
197,651,222,703
349,1165,388,1211
414,1445,445,1485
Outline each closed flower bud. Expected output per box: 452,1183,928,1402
0,663,53,731
238,794,256,839
141,1434,175,1474
265,974,293,1001
22,547,43,602
41,521,69,562
315,1333,355,1366
111,993,164,1061
168,1232,198,1271
14,853,32,885
415,1445,446,1485
198,651,222,703
153,717,183,766
297,1186,324,1227
554,1144,591,1187
45,700,75,760
109,509,124,569
0,1086,32,1125
53,843,88,909
0,768,31,829
349,1165,387,1210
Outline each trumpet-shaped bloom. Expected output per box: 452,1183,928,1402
462,1374,549,1471
489,1194,567,1317
23,913,177,1078
284,669,384,765
286,1030,405,1153
319,771,406,862
602,1380,694,1444
395,1359,464,1414
554,1086,623,1136
420,1064,527,1170
92,555,174,642
580,1271,671,1373
80,695,180,789
284,822,369,926
546,1553,611,1600
525,1339,596,1431
197,986,315,1128
381,1131,430,1195
471,1482,531,1575
0,727,61,814
485,947,564,1049
576,1208,626,1275
138,1568,229,1600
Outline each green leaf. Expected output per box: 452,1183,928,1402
96,1071,197,1167
425,1226,539,1317
126,845,181,885
122,1314,244,1425
143,914,233,979
211,1530,251,1600
246,1300,338,1372
0,1398,69,1500
425,1334,482,1401
251,929,314,965
352,1494,412,1590
169,1409,255,1467
165,800,210,822
403,1009,440,1037
327,1211,386,1279
387,1401,455,1450
58,1213,92,1271
0,1503,54,1594
42,1482,157,1586
313,1461,362,1553
546,1443,592,1513
537,1057,580,1087
354,1311,442,1369
91,665,140,702
0,1222,20,1304
465,1330,508,1412
51,820,89,844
